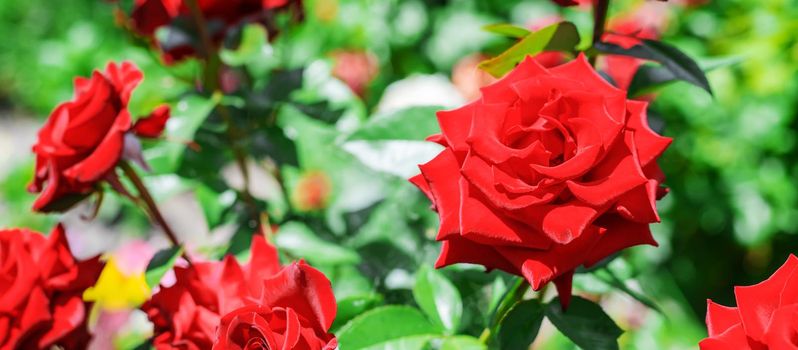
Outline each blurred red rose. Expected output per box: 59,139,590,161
28,62,169,212
701,255,798,350
143,235,337,349
410,55,671,308
0,225,103,349
129,0,300,63
331,50,378,97
291,171,333,212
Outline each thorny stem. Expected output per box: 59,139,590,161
590,0,611,67
120,161,191,264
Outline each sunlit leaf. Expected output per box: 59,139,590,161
479,22,580,78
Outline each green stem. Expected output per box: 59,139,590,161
184,0,220,92
589,0,611,66
481,278,531,345
120,162,191,264
183,0,261,227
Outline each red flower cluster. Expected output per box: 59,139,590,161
0,225,103,349
129,0,299,63
28,62,169,212
701,255,798,349
142,235,337,349
411,55,671,307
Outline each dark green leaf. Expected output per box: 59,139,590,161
413,266,463,333
594,39,712,95
483,23,531,38
145,246,182,288
336,306,442,350
545,296,623,350
627,55,743,96
496,299,545,350
479,22,580,78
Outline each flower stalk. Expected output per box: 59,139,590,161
119,161,190,264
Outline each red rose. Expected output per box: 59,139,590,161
213,262,337,350
143,235,337,349
129,0,299,63
29,62,169,212
410,55,671,308
701,255,798,350
0,224,103,349
331,50,378,98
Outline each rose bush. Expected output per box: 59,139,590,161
701,255,798,349
28,61,169,212
0,225,103,349
143,235,337,349
411,54,672,307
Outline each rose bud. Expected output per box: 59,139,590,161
701,255,798,349
28,62,169,212
410,54,671,308
0,225,104,349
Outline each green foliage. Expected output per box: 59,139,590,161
479,21,580,78
545,297,623,350
336,306,441,350
413,266,463,334
495,299,544,350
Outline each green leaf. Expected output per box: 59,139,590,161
440,336,486,350
342,140,443,178
545,296,623,350
495,299,545,350
274,221,360,265
331,293,384,331
483,23,531,39
144,246,182,288
336,306,442,350
479,22,580,78
594,39,712,95
360,335,434,350
146,94,218,173
347,106,443,142
413,266,463,334
594,268,661,313
627,55,743,96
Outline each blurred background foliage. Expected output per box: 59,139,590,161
1,0,798,348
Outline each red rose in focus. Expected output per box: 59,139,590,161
701,255,798,349
143,235,337,349
29,62,169,212
129,0,300,63
213,262,337,350
331,50,378,97
0,225,103,349
410,55,671,307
